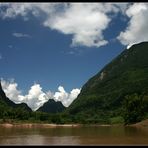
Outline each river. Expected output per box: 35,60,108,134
0,125,148,145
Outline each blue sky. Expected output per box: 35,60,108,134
0,3,148,110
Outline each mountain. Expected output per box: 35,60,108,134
67,42,148,123
0,81,32,112
37,99,66,113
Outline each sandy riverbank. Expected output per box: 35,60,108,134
0,123,121,128
1,119,148,128
127,119,148,128
0,123,82,128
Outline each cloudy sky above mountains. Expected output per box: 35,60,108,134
0,3,148,110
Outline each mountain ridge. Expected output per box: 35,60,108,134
37,99,66,113
0,81,32,112
66,42,148,124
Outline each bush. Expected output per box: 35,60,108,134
110,116,124,124
122,93,146,125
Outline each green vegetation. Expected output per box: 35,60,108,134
110,116,124,125
0,98,63,124
37,99,66,113
0,42,148,125
0,93,148,125
122,93,148,125
0,82,31,112
66,42,148,124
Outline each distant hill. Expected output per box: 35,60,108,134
0,81,32,112
37,99,66,113
67,42,148,124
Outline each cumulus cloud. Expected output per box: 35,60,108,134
43,3,130,47
0,3,54,19
44,3,112,47
19,84,51,111
62,88,81,107
0,3,59,20
54,86,81,107
1,79,22,103
13,32,31,38
0,3,129,48
118,3,148,48
1,79,81,111
113,3,129,14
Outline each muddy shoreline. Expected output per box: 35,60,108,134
0,123,82,128
0,123,116,128
127,119,148,128
0,119,148,128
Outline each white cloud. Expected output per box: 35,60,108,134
53,86,81,107
0,3,33,19
1,79,22,103
1,79,81,111
21,84,50,111
113,3,130,14
13,32,31,38
44,3,111,47
0,3,58,20
63,88,81,107
0,3,129,48
54,86,68,102
118,3,148,48
47,3,130,48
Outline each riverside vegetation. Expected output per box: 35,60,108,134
0,42,148,125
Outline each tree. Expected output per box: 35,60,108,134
123,93,145,125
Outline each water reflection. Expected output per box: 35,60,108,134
0,135,80,145
0,126,148,145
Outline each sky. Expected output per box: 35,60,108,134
0,3,148,111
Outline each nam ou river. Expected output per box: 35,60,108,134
0,124,148,145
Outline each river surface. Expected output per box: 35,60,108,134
0,125,148,145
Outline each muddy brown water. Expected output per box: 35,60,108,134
0,125,148,145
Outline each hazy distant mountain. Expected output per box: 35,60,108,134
67,42,148,123
37,99,66,113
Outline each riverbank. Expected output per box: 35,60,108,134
0,123,82,128
0,122,139,128
0,119,120,128
0,123,120,128
0,119,148,128
127,119,148,128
